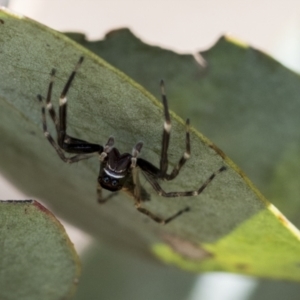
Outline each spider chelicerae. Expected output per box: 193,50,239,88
37,56,226,224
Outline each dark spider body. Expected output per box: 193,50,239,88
100,148,134,192
37,56,226,224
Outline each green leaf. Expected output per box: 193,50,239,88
0,200,80,300
1,8,300,282
74,244,196,300
67,30,300,226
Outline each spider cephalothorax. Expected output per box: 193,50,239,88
99,146,138,192
38,56,226,224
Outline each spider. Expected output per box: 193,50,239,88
37,56,226,224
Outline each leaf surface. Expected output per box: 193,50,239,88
68,30,300,225
0,200,80,300
0,8,300,281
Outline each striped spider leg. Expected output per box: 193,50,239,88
37,56,103,163
37,57,226,225
134,81,227,223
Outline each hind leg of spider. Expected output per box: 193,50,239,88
38,94,100,163
135,204,190,224
143,165,227,198
159,81,191,180
131,166,189,224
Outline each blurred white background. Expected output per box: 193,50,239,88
2,0,300,299
8,0,300,72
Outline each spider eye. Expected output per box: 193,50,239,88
111,179,118,186
103,176,110,183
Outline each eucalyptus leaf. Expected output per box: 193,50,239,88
1,8,300,282
0,200,80,300
67,30,300,225
74,244,196,300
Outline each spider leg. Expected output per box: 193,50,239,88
128,142,144,204
58,56,84,144
38,57,103,161
132,163,189,224
45,68,59,131
141,164,226,198
159,80,171,177
38,95,98,163
42,61,97,153
131,141,143,168
46,56,101,154
132,165,142,202
159,81,191,180
99,136,115,161
44,64,95,155
135,205,190,224
165,118,191,180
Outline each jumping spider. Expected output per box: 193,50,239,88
37,56,226,224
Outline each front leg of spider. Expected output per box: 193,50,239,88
37,56,103,164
